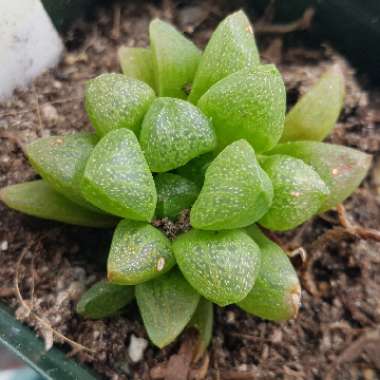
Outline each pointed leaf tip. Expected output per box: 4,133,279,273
0,180,117,228
173,229,261,306
136,269,200,348
25,132,98,211
268,141,372,211
281,64,345,142
189,10,260,103
190,140,273,230
81,129,157,221
85,73,155,136
76,280,134,319
149,18,201,99
118,46,156,91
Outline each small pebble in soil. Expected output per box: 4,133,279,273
41,103,59,123
128,334,148,363
0,241,8,251
237,363,248,372
226,310,236,324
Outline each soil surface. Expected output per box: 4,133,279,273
1,1,380,380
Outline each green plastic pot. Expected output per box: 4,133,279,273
0,303,97,379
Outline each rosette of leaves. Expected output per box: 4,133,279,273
0,11,371,351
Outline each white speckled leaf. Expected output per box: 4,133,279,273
107,219,175,285
190,140,273,230
189,10,259,104
155,173,199,219
197,64,286,153
0,180,117,228
139,97,217,172
135,269,200,348
26,132,98,210
85,73,155,136
149,19,201,99
118,47,156,91
173,229,261,306
268,142,372,212
76,280,134,319
81,129,157,221
281,64,345,142
259,154,329,231
238,225,301,321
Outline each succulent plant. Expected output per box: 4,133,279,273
0,10,371,352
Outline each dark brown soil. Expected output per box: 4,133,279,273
1,1,380,380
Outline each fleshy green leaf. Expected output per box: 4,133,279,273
85,73,155,136
149,19,201,99
81,129,157,221
173,229,261,306
238,225,301,321
155,173,199,219
175,152,214,188
118,46,156,91
25,133,98,210
281,65,345,142
198,65,286,153
135,269,200,348
259,154,329,231
139,97,217,172
76,280,134,319
0,180,117,228
268,142,372,211
189,10,259,104
107,219,175,285
190,140,273,230
188,298,213,358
